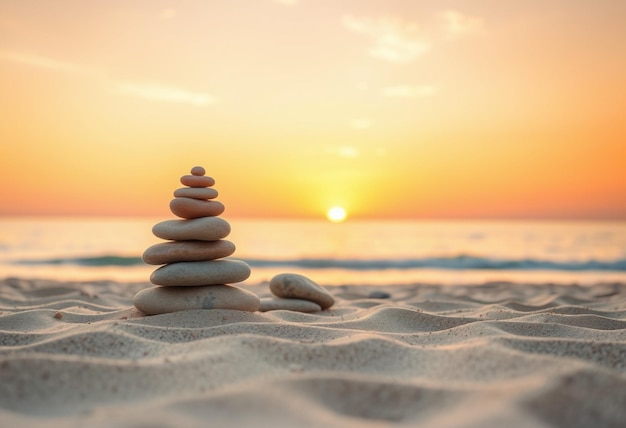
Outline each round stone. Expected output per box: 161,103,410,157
173,187,218,200
142,240,236,265
190,166,206,176
180,175,215,187
150,259,251,286
368,291,391,299
133,285,260,315
259,298,322,313
170,198,225,219
152,217,231,241
269,273,334,309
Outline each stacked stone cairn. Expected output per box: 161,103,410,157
133,166,260,315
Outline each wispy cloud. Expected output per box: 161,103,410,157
350,118,371,130
321,145,357,158
342,15,431,64
0,50,216,107
338,146,359,158
383,84,437,98
439,10,485,40
273,0,299,6
115,82,216,107
324,145,387,158
159,9,177,21
0,50,104,77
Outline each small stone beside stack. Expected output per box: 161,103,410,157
134,166,260,315
259,273,334,313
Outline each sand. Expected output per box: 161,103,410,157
1,277,625,428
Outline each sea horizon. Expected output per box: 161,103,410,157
1,216,625,286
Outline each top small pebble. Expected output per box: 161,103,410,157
191,166,206,176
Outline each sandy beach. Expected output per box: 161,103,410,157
3,0,626,425
1,277,625,427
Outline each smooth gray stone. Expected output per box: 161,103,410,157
152,217,230,241
173,187,218,200
258,298,322,313
150,259,251,286
269,273,334,309
180,174,215,187
170,197,225,219
190,166,206,176
133,285,260,315
142,240,236,265
368,291,391,299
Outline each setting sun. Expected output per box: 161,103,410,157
326,206,347,223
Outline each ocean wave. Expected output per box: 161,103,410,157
14,255,145,267
248,256,626,271
12,255,626,272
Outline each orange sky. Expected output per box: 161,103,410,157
1,0,625,220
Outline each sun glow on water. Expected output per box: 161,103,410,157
326,206,347,223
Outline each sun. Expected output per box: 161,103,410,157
326,206,347,223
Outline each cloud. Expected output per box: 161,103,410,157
115,82,216,107
322,145,359,158
324,145,387,158
338,146,359,158
383,84,437,98
342,15,431,64
159,9,177,21
0,50,216,108
273,0,299,5
0,50,104,77
439,10,485,39
350,118,371,130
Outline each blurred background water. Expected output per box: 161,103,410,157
1,217,625,286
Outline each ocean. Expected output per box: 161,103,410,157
1,217,625,286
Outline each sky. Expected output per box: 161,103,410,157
1,0,625,220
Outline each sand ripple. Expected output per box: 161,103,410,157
1,278,625,427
